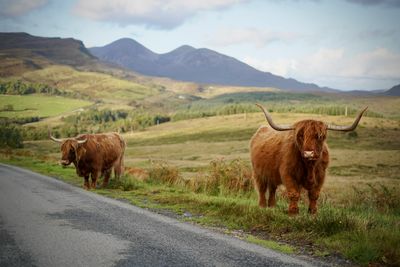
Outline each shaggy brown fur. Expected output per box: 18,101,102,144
250,104,366,215
250,121,329,215
54,132,125,189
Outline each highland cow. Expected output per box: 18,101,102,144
50,132,125,189
250,104,367,215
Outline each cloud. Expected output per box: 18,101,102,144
345,0,400,8
74,0,249,29
0,0,48,18
243,47,400,90
207,27,303,48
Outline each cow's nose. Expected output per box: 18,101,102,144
303,151,315,158
60,160,70,166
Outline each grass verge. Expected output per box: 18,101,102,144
1,152,399,266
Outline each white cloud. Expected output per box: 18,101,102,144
243,47,400,90
208,27,302,48
0,0,48,18
74,0,249,29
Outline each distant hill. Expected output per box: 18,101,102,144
0,32,97,73
384,84,400,96
90,38,336,92
0,32,106,78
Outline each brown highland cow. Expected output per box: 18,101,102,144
50,131,125,189
250,104,367,215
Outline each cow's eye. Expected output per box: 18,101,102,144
297,132,304,141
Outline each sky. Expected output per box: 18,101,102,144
0,0,399,91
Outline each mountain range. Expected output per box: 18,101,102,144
89,38,335,92
0,32,397,95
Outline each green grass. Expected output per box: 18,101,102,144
246,235,295,254
0,94,93,118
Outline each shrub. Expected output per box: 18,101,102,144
200,159,253,196
350,183,400,215
0,122,24,148
148,161,181,185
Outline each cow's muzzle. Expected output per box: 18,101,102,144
303,151,317,161
60,160,71,166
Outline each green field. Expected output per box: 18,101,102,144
0,94,93,118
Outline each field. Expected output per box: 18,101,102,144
2,106,400,266
122,112,400,209
6,65,161,103
1,81,400,266
0,94,93,118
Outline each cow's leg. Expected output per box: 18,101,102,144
307,189,320,214
267,184,277,207
91,171,100,189
84,175,90,190
114,161,121,181
308,167,326,214
254,173,267,208
284,177,301,215
102,169,112,187
287,189,300,215
115,155,124,180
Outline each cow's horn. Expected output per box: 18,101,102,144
77,138,87,144
256,103,293,131
327,107,368,131
48,129,63,143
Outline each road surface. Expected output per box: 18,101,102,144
0,163,324,266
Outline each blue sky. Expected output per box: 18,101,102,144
0,0,399,91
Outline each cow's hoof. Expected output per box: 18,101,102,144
258,202,266,208
308,207,317,214
288,207,299,216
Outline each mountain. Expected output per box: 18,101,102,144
384,84,400,96
0,32,96,69
90,38,335,92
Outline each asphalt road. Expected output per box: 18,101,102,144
0,163,324,267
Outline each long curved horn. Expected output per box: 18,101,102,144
77,138,87,144
255,103,293,131
48,129,64,143
327,107,368,131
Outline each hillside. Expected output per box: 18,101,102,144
384,84,400,96
0,32,98,75
90,38,336,92
0,33,172,105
